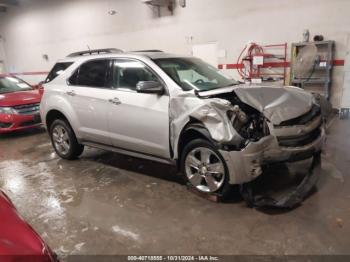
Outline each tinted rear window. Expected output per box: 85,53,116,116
45,62,73,83
69,59,110,88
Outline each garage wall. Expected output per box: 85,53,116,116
0,36,6,73
0,0,349,108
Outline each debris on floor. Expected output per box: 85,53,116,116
240,153,321,209
336,218,344,228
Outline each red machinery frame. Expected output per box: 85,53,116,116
237,43,288,83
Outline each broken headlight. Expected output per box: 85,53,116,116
227,105,269,142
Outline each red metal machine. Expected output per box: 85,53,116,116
236,42,288,83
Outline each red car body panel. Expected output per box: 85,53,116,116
0,79,43,134
0,190,57,261
0,89,41,107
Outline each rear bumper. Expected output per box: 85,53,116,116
219,127,325,185
0,113,42,133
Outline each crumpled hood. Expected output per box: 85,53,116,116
197,84,314,125
234,85,313,125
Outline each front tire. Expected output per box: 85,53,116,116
49,119,84,160
180,139,230,198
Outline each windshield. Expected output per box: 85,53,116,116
0,76,32,94
153,57,238,91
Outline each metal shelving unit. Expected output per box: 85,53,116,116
290,41,334,100
241,43,288,83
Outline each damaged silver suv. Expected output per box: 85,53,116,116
41,49,324,207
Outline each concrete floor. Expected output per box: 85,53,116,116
0,117,349,256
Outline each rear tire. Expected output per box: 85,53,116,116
180,138,231,198
49,119,84,160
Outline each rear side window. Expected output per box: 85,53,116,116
69,59,110,88
45,62,73,83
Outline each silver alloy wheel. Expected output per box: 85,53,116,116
52,125,70,155
185,147,225,193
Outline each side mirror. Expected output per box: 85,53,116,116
136,81,164,95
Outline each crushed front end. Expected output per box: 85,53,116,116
195,85,325,208
220,103,324,184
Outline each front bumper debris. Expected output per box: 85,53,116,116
220,127,325,185
240,152,321,208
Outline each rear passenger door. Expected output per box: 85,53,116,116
106,58,170,158
67,59,113,145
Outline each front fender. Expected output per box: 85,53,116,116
170,96,244,159
182,123,219,146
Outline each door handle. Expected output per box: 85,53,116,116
108,97,121,105
66,90,76,96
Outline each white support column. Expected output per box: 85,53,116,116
0,36,7,73
340,34,350,114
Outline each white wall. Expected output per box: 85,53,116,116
0,0,349,108
0,36,6,73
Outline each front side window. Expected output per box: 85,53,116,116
45,62,73,83
112,59,159,91
0,76,32,94
153,57,238,91
69,59,110,88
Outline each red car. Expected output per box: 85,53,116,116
0,190,58,261
0,75,42,134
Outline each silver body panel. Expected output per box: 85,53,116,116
40,52,325,185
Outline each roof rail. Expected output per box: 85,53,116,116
132,50,164,53
67,48,123,57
